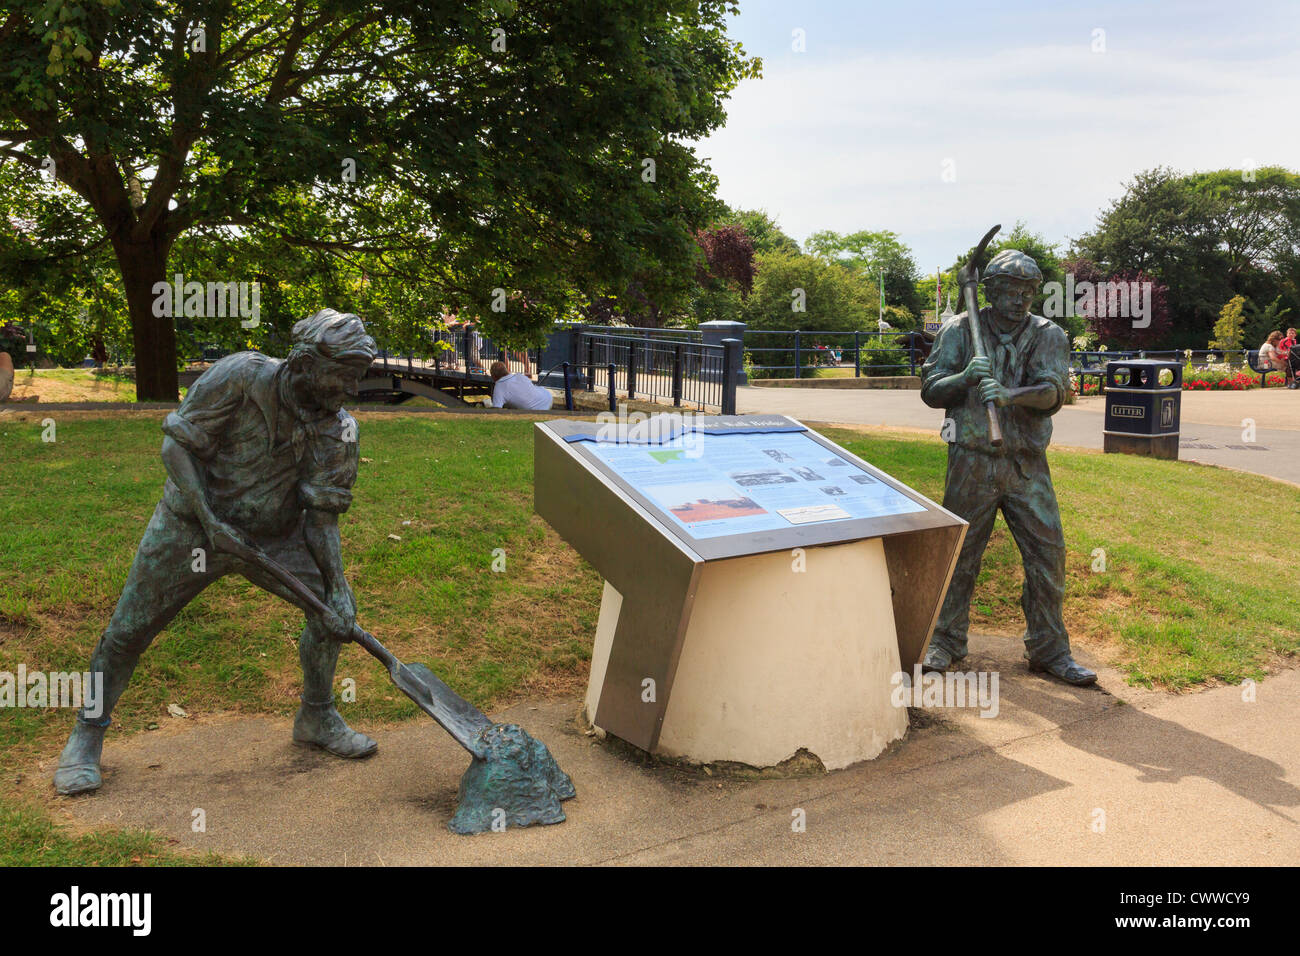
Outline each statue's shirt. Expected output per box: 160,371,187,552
161,352,359,538
921,310,1069,457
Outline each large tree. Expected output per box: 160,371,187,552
716,207,800,257
1073,166,1300,348
805,228,924,320
0,0,757,398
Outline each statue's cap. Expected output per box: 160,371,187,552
981,249,1043,285
292,309,377,367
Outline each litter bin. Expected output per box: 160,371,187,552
1102,359,1181,460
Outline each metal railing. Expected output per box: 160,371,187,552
579,324,703,344
1070,349,1254,369
575,330,738,413
745,329,921,378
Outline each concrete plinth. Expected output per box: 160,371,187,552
585,538,907,770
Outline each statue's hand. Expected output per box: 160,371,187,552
199,511,251,557
963,355,992,385
316,607,355,643
319,588,357,642
979,378,1012,407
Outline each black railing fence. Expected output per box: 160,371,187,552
744,329,919,378
575,330,738,413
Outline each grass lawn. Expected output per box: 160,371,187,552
819,426,1299,688
0,410,1296,862
7,367,138,403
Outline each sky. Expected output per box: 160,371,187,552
694,0,1300,275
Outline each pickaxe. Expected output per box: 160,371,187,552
956,224,1004,447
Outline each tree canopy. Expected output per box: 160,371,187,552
0,0,758,398
1073,166,1300,348
804,228,924,320
716,207,800,257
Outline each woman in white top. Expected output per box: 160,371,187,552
1260,331,1285,369
1260,331,1297,388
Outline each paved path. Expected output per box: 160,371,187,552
737,386,1300,485
44,633,1297,865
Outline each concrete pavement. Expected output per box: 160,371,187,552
44,632,1298,865
736,385,1300,484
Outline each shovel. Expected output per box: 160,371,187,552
211,529,575,831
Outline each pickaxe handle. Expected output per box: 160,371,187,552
960,224,1004,448
962,281,1004,447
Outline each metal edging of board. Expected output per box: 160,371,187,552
533,424,704,752
550,415,960,563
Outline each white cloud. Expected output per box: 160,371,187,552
696,40,1300,267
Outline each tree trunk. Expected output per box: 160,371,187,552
114,237,178,402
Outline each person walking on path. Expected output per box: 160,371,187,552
1277,328,1299,388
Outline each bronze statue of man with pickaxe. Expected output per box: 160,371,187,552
920,227,1096,686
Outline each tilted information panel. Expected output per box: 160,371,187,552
535,414,967,752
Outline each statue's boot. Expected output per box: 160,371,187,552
921,643,963,673
1026,653,1097,687
293,698,377,758
54,721,107,795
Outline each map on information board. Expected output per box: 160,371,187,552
576,426,925,540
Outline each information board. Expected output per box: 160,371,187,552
564,420,924,541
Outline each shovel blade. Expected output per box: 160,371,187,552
392,661,494,757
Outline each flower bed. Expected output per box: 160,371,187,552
1071,363,1286,396
1183,370,1286,390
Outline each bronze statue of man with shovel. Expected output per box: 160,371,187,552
56,308,574,833
55,309,382,795
920,227,1096,686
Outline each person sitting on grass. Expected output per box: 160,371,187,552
1260,331,1295,389
488,360,554,410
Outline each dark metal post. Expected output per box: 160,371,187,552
672,343,684,408
585,335,595,391
461,330,471,371
854,331,861,377
627,340,638,399
607,362,617,413
562,362,574,411
794,330,801,380
722,338,740,415
909,335,916,376
569,328,582,378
